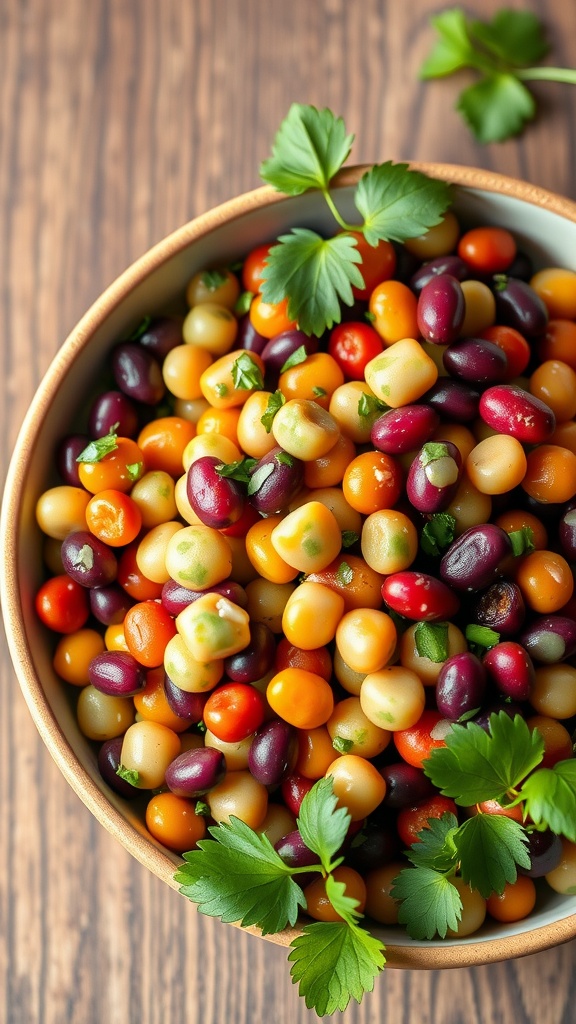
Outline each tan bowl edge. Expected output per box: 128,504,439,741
3,163,576,969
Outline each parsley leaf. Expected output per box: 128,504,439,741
296,776,350,873
357,393,388,419
246,462,275,496
280,345,308,374
116,764,139,786
354,163,452,247
325,873,362,925
414,621,449,663
336,561,354,586
419,8,476,78
392,867,462,940
215,456,258,484
465,624,500,651
232,353,264,390
332,736,355,754
469,9,549,67
174,816,306,935
508,526,535,557
420,512,456,557
424,712,545,806
260,103,354,196
453,814,530,898
458,74,536,145
406,813,459,873
76,426,119,464
288,921,385,1017
235,290,254,316
261,229,364,337
260,390,286,432
522,760,576,843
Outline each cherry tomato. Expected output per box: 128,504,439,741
457,227,516,274
328,321,384,381
203,682,266,742
393,709,452,769
35,575,90,634
242,243,273,293
397,794,458,847
346,232,396,299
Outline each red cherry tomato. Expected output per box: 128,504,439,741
328,322,384,381
274,638,333,681
397,794,458,847
242,243,273,293
457,227,517,274
203,682,266,742
347,232,397,299
393,709,452,769
280,772,315,816
35,575,90,633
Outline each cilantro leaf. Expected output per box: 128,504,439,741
465,624,500,651
76,427,119,464
406,812,459,873
341,530,359,549
423,712,545,806
392,867,462,940
453,814,530,898
260,229,364,337
336,561,354,586
354,163,452,247
522,760,576,843
260,390,286,432
297,776,350,873
414,621,449,663
325,873,362,926
116,764,139,787
419,8,475,79
457,74,536,144
215,456,258,484
468,10,549,67
260,103,354,196
357,393,388,419
175,816,305,935
508,526,535,557
420,512,456,557
232,353,264,390
288,921,385,1017
280,345,308,374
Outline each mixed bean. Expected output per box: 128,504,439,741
35,212,576,936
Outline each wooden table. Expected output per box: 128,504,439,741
2,1,576,1021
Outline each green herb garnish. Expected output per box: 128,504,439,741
465,623,500,651
76,425,119,464
508,526,535,557
357,393,388,419
280,344,308,374
215,457,258,484
420,512,456,557
232,353,264,390
116,764,140,787
414,621,449,662
235,290,254,316
336,561,354,586
261,390,286,432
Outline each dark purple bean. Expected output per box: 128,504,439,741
472,580,526,636
417,274,465,345
436,652,487,722
161,579,248,616
519,829,563,878
521,492,565,524
275,828,319,888
423,378,480,422
559,507,576,561
479,385,555,444
248,720,296,787
97,737,139,799
186,455,245,529
137,316,183,360
406,440,462,514
506,250,533,282
492,275,549,337
380,762,435,809
261,330,318,376
473,702,524,732
111,342,166,405
57,434,90,486
443,337,508,384
440,524,512,592
248,447,304,515
224,623,276,683
371,404,440,455
164,676,208,721
236,314,268,355
89,583,134,625
518,615,576,663
410,256,469,293
344,817,401,872
165,747,226,797
61,531,118,588
88,650,146,697
88,390,140,438
482,641,535,702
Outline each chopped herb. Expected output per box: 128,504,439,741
76,426,119,464
280,345,308,374
465,624,500,651
414,621,449,662
116,764,140,787
126,462,142,481
235,290,254,316
357,393,388,419
420,512,456,557
261,390,286,433
509,526,535,557
215,457,258,485
332,736,355,754
312,386,327,397
341,530,359,549
336,561,354,586
195,800,211,817
232,353,265,390
215,383,229,397
275,451,294,467
420,442,449,466
247,462,275,496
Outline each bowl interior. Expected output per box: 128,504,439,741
3,165,576,967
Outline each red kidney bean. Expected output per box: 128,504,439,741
137,316,183,361
186,455,245,529
224,622,276,683
61,530,118,588
111,342,166,405
492,276,549,337
417,274,465,345
406,440,462,514
274,829,319,886
482,641,535,702
435,652,487,722
261,330,318,376
380,762,435,809
424,378,481,421
519,830,563,877
161,579,248,616
381,571,460,622
88,390,140,438
558,507,576,561
165,747,226,797
440,524,512,592
88,650,147,697
410,256,469,293
370,404,440,455
248,446,304,515
479,384,556,444
472,580,526,636
248,719,297,786
442,337,508,384
518,615,576,663
98,736,139,798
89,583,134,625
280,773,315,816
163,676,208,721
57,434,90,486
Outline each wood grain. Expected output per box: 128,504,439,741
1,1,576,1021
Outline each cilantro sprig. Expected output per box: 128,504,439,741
421,8,576,143
176,777,385,1016
259,104,451,336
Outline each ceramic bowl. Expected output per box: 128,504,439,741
2,164,576,968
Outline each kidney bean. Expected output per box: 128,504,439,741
186,455,245,529
518,615,576,663
380,762,435,809
280,773,315,816
492,276,549,337
111,342,166,405
424,378,480,421
165,747,226,797
98,736,139,798
440,524,512,592
479,385,556,444
248,447,304,514
88,390,139,438
472,580,526,636
236,314,269,355
381,571,460,622
406,440,462,514
248,720,297,786
442,337,508,384
436,652,487,722
558,507,576,561
417,274,465,345
410,256,469,293
89,583,134,625
57,434,90,486
137,316,183,361
224,622,276,683
275,829,319,885
164,676,208,721
88,650,147,697
161,579,248,616
482,641,535,701
519,829,563,877
473,701,525,732
371,404,440,455
261,330,318,377
61,530,118,589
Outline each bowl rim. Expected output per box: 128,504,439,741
3,162,576,969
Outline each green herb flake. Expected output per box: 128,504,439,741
465,624,500,650
414,621,449,662
357,393,388,419
332,736,355,754
260,390,286,432
246,462,275,496
280,345,309,374
420,441,449,466
116,764,140,787
235,291,254,316
420,512,456,557
215,457,258,484
232,353,264,391
195,800,211,817
126,461,143,482
312,386,327,397
76,426,119,464
275,451,294,467
201,269,229,290
336,561,354,587
215,383,229,397
341,530,359,549
509,526,535,557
